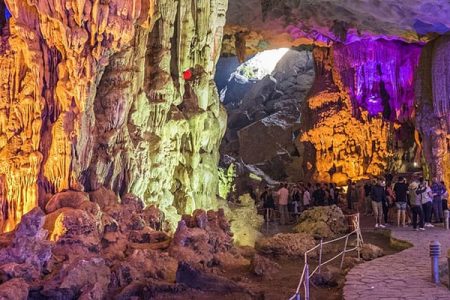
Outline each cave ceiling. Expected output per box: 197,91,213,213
227,0,450,47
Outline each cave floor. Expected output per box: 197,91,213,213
223,215,401,300
344,223,450,300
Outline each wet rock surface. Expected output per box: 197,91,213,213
360,243,384,261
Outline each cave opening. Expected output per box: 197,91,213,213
216,46,315,187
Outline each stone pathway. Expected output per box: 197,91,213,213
344,226,450,300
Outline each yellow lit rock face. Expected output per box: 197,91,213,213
300,47,390,184
218,194,263,247
0,0,228,231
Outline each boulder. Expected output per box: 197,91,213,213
0,208,52,279
311,265,341,287
0,278,29,300
361,243,384,261
255,233,316,257
294,205,348,238
250,254,281,278
45,190,90,213
110,249,178,289
238,111,299,165
44,208,102,250
169,210,236,265
41,257,110,299
89,187,119,210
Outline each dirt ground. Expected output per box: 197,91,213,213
154,215,407,300
223,214,406,300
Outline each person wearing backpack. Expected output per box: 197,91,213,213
394,177,408,227
416,178,434,227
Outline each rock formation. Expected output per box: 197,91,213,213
218,48,315,182
294,205,348,239
220,1,449,187
0,191,264,299
300,41,422,183
415,35,450,185
0,0,227,231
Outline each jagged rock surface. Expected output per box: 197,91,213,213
218,194,264,247
415,35,450,186
0,0,228,232
0,190,260,299
218,49,315,182
294,205,347,239
226,0,450,48
255,233,316,257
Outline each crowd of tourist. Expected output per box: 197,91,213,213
257,175,449,231
362,176,449,230
258,181,341,225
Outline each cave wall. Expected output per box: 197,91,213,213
300,40,422,184
416,35,450,186
0,0,228,231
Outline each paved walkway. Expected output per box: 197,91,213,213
344,226,450,300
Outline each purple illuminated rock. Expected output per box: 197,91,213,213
333,39,422,122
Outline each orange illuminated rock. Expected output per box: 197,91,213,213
300,47,391,184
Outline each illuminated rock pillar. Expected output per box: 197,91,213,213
301,40,421,184
0,0,228,231
416,35,450,186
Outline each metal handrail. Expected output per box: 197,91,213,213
289,213,363,300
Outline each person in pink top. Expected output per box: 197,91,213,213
276,183,290,225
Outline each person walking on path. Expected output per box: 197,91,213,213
384,182,394,224
312,183,326,206
408,180,425,230
394,177,408,227
261,186,275,222
276,183,289,225
442,181,449,211
303,184,311,210
346,179,354,210
431,179,445,223
371,178,386,228
363,181,373,216
417,178,434,227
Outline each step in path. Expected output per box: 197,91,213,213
344,226,450,300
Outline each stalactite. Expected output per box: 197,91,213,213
0,0,227,231
416,35,450,187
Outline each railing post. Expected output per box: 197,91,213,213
304,263,310,300
295,292,301,300
340,235,349,270
318,239,323,274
